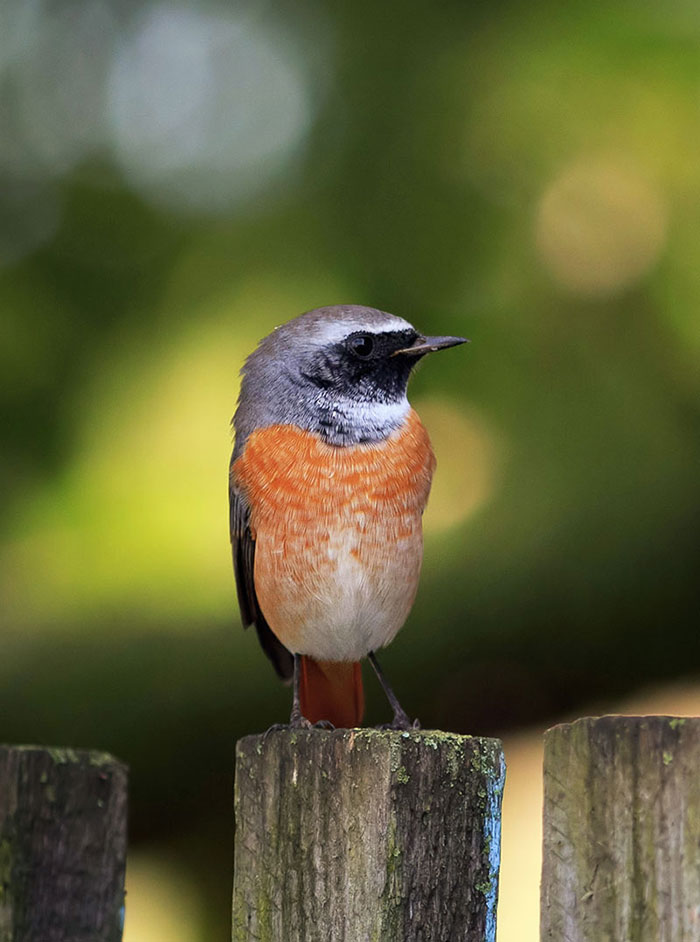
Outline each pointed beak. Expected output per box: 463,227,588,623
392,335,469,357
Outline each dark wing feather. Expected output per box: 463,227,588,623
229,475,294,681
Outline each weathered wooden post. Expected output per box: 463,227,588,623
0,745,128,942
233,728,505,941
541,715,700,942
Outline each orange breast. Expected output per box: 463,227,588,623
231,409,436,660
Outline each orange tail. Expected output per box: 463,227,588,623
299,657,364,728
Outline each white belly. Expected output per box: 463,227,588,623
290,529,424,661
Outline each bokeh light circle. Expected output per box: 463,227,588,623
415,397,500,535
107,4,316,214
0,0,117,179
535,159,668,297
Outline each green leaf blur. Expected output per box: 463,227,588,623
1,0,698,937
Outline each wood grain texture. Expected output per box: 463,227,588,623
541,715,700,942
233,728,505,942
0,745,128,942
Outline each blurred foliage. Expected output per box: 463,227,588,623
1,0,700,937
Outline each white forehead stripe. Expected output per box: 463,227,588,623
310,315,414,346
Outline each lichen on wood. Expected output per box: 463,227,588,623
233,728,505,942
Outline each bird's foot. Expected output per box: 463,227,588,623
288,709,313,730
261,714,314,741
262,722,291,742
288,710,335,730
376,711,421,732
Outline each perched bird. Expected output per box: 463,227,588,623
229,305,466,729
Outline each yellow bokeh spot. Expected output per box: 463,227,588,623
535,158,667,297
123,854,203,942
497,731,543,942
415,397,500,534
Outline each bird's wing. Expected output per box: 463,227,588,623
229,475,294,681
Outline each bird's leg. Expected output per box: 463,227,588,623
289,653,313,729
261,655,332,734
368,651,420,731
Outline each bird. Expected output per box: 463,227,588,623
228,304,466,729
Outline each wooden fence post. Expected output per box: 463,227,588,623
233,728,505,942
0,745,128,942
541,715,700,942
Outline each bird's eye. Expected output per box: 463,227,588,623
349,334,375,358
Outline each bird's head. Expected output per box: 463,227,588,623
234,305,467,450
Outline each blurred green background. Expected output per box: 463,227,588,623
1,0,699,938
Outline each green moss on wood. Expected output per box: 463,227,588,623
255,887,273,942
46,747,80,764
87,751,119,768
475,879,493,896
379,812,403,940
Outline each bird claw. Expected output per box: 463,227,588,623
261,714,314,742
262,722,290,742
376,714,421,732
287,711,337,731
264,714,335,737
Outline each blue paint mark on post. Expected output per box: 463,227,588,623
482,750,506,942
